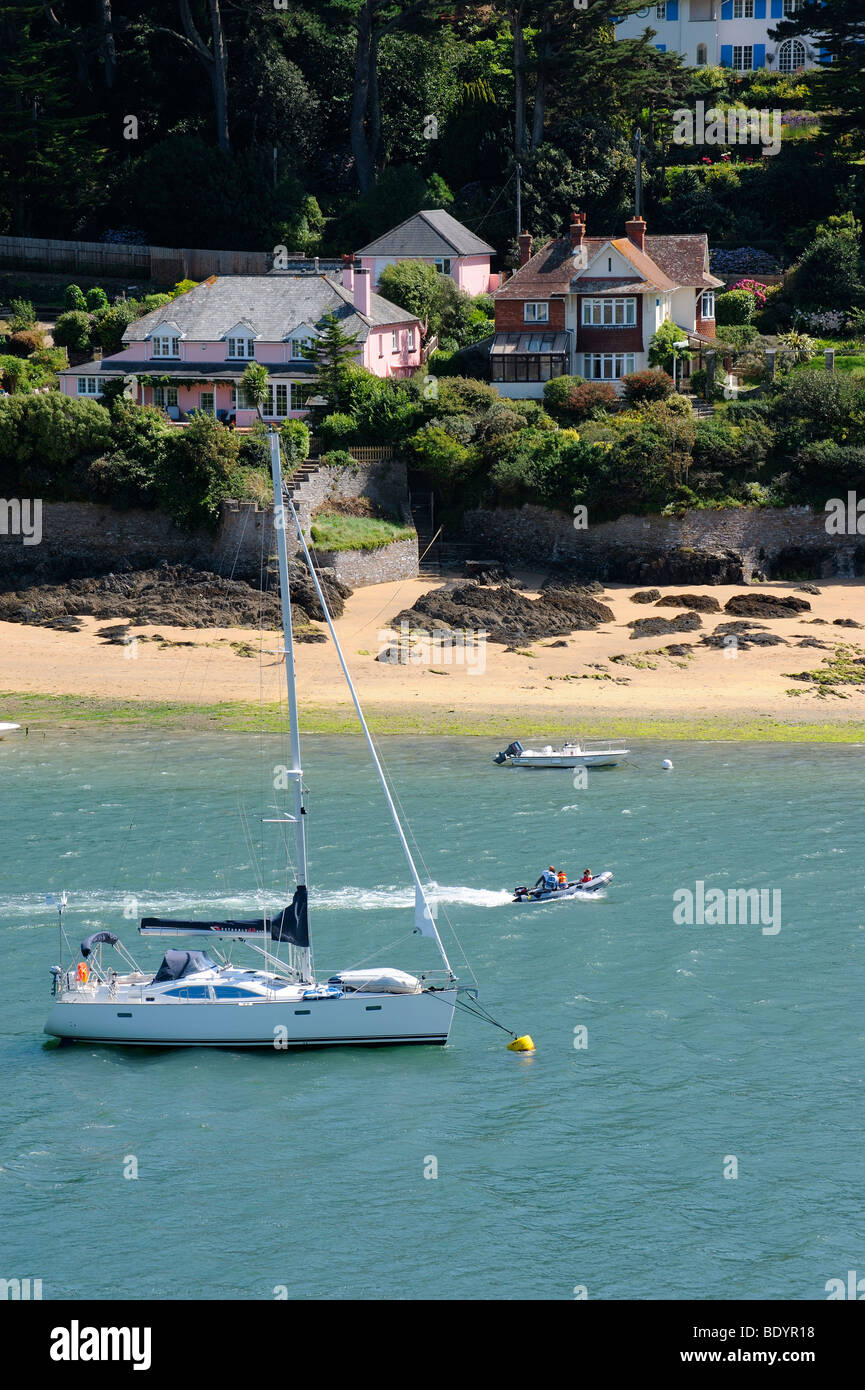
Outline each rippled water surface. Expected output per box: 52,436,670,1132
1,733,862,1299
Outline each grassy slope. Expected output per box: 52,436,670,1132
310,514,416,552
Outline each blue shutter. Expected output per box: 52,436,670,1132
655,43,666,51
753,43,765,67
666,0,678,17
770,0,782,15
818,47,832,64
754,0,766,17
721,0,733,17
720,44,733,66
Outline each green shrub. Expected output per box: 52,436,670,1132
7,298,36,331
0,392,112,494
407,424,476,486
318,412,358,449
170,279,198,298
621,369,675,403
0,355,33,392
280,418,310,469
64,284,87,311
320,449,357,470
158,412,241,529
92,301,141,356
4,329,45,358
53,310,93,352
715,289,755,326
543,374,585,413
86,286,109,312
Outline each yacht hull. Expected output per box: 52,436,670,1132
45,988,456,1048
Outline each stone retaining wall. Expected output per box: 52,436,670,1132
458,504,865,583
312,537,418,588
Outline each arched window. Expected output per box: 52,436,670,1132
777,38,806,73
696,43,707,66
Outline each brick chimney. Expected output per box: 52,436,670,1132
570,211,586,251
354,266,371,316
625,216,646,253
518,231,533,267
342,254,355,293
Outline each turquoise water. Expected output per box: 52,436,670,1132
1,733,862,1300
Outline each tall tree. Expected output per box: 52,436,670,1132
771,0,865,156
157,0,230,151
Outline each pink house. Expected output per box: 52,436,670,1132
58,266,424,426
356,209,497,297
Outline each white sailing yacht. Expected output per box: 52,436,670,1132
44,433,459,1048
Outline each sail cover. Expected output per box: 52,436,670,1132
80,930,119,958
270,886,310,948
140,886,310,947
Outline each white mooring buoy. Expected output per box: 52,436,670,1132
661,758,674,770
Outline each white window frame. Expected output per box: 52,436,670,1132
700,291,715,319
226,336,255,360
265,383,289,418
581,352,636,381
77,376,107,395
733,0,754,18
524,302,550,323
152,336,180,358
782,0,801,14
392,330,399,351
290,382,311,412
153,386,179,408
655,3,666,18
581,297,637,327
732,45,754,71
290,336,314,360
407,328,416,351
777,37,806,72
433,258,452,275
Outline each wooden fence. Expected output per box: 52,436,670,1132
0,235,290,282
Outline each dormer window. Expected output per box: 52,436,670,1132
227,336,256,359
524,302,549,323
291,336,314,359
152,335,180,358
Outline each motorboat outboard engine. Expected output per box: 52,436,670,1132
494,740,524,764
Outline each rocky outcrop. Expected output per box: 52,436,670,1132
0,562,350,637
627,612,703,639
724,593,810,618
654,593,722,613
393,581,614,646
631,589,661,603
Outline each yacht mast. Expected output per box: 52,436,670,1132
280,475,455,980
269,430,313,984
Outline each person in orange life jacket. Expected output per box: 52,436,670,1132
534,866,558,892
581,868,592,883
557,870,568,887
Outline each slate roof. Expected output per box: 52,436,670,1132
355,209,495,258
121,273,418,347
495,229,722,298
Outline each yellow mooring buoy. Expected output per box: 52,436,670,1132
507,1035,535,1052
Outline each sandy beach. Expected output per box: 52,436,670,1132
2,574,865,738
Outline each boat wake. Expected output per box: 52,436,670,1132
1,883,514,922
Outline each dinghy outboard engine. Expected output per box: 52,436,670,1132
494,740,523,765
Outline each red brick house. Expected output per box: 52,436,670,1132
491,213,722,396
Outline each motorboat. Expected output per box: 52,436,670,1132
494,739,629,768
513,871,613,903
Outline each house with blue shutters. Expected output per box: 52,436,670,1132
613,1,825,73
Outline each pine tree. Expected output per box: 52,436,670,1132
303,313,361,410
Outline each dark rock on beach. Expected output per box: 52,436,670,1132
0,562,350,638
724,593,810,619
627,612,703,639
630,589,661,603
654,593,721,613
393,581,614,646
